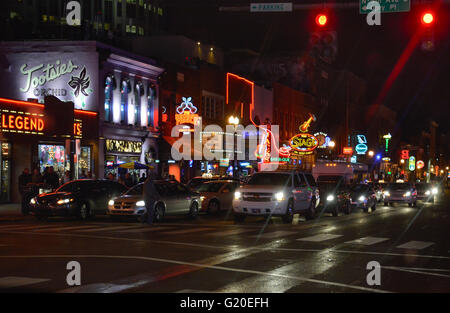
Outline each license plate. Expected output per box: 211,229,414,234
252,209,261,214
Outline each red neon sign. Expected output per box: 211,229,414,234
401,150,409,160
74,122,82,137
1,112,44,133
343,147,353,155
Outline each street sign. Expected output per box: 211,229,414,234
250,3,293,12
360,0,410,14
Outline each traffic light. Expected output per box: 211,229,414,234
310,13,337,63
420,11,435,51
315,14,328,27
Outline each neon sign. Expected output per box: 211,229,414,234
383,133,392,152
314,132,331,148
343,147,353,155
0,110,45,135
73,119,82,138
355,134,368,155
416,160,425,169
401,150,409,160
175,97,199,126
290,133,318,154
409,156,416,171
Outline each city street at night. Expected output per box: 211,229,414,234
0,192,449,293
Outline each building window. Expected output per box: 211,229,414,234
135,82,143,126
148,85,156,127
201,94,224,121
117,0,122,17
121,80,130,124
104,76,114,122
105,0,113,23
126,0,136,18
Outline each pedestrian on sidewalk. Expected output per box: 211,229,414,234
19,168,32,215
143,172,158,225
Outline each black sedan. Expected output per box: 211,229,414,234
317,176,352,216
29,179,129,220
349,184,377,212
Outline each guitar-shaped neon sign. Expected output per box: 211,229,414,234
299,113,316,133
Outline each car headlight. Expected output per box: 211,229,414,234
425,190,431,195
326,194,335,202
108,199,115,206
30,198,36,205
136,200,146,207
358,196,366,202
404,191,411,197
234,191,242,200
383,191,390,197
431,188,438,195
56,198,71,205
273,191,285,201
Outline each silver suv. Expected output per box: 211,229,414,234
232,171,320,223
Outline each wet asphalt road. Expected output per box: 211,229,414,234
0,192,449,293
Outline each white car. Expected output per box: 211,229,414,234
232,171,320,223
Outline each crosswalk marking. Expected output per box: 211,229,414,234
0,276,50,289
210,228,254,236
250,231,297,239
297,234,343,242
345,237,390,246
33,225,100,232
0,224,67,232
76,225,143,233
114,226,175,233
161,227,215,235
396,241,434,250
175,289,209,293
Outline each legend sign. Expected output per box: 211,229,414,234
0,110,45,135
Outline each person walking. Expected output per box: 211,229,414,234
143,172,158,225
139,173,147,183
43,166,59,190
31,168,43,184
124,172,134,188
61,171,71,184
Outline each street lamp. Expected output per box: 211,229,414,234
328,140,335,148
368,150,374,157
228,115,240,178
400,159,405,164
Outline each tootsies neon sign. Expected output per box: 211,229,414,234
0,111,45,134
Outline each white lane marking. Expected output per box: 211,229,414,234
396,241,434,250
0,255,390,293
4,229,450,261
161,228,215,235
176,289,209,293
114,226,175,233
250,231,297,239
297,234,343,242
77,225,143,233
0,276,50,288
382,266,450,279
345,237,389,246
33,225,100,232
210,228,254,236
0,224,72,231
0,224,52,230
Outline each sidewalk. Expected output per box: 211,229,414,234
0,203,22,216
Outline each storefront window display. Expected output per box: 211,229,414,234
38,144,67,177
78,146,92,177
0,142,11,202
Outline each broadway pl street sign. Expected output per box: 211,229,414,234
360,0,410,14
250,3,293,12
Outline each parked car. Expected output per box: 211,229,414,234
108,180,203,222
29,179,129,220
383,183,417,207
198,180,241,214
415,183,437,203
232,171,320,223
317,175,352,216
349,184,377,212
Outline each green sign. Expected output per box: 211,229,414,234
360,0,410,14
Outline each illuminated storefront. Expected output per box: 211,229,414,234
0,97,98,203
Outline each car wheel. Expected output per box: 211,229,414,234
234,214,246,222
282,199,294,223
304,198,316,220
189,201,199,219
154,203,165,222
207,200,220,215
78,203,90,220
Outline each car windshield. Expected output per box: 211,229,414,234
247,173,290,186
198,182,225,192
126,184,143,195
387,183,411,190
318,175,344,183
350,184,369,192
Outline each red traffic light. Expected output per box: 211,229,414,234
421,12,434,25
315,14,328,27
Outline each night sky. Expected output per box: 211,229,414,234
164,0,450,139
